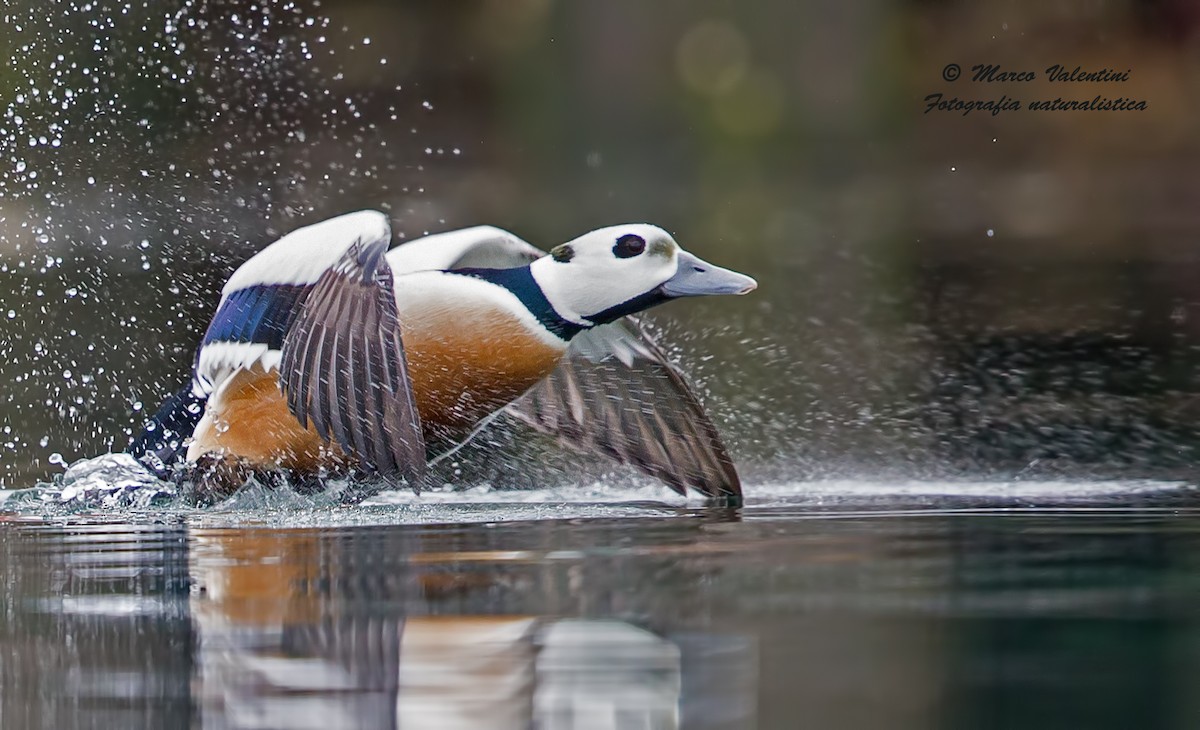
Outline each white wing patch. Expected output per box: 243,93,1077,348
222,210,391,294
192,342,281,396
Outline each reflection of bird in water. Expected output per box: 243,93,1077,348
131,211,757,503
188,526,757,729
207,614,691,730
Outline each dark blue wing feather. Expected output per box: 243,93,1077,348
202,284,309,350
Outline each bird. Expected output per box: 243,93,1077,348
129,210,757,503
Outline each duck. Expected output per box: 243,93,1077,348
129,210,757,502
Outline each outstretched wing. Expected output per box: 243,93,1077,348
279,237,425,485
505,319,742,499
185,209,423,484
136,212,398,473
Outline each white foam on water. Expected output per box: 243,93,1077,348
4,452,1195,527
182,480,690,528
1,453,175,511
370,478,1194,508
365,481,689,506
189,500,686,530
192,478,1197,528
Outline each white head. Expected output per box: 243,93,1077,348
529,224,757,328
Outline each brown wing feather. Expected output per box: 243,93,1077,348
505,318,741,499
280,238,426,489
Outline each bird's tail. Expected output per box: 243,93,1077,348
128,384,207,478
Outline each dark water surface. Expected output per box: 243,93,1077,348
1,483,1199,730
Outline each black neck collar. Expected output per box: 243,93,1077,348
450,266,589,341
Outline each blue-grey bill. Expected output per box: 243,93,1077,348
660,251,757,298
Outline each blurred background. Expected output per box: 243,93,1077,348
2,0,1200,486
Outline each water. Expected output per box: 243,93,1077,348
1,474,1198,729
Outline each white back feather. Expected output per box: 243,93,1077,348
386,225,543,275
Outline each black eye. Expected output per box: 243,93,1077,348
613,234,646,258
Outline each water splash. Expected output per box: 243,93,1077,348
0,0,425,486
3,452,174,510
2,450,1192,529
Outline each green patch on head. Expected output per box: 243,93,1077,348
648,238,676,258
551,244,574,262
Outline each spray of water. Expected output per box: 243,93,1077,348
0,0,438,488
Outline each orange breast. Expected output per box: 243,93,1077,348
398,300,566,443
188,364,344,471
